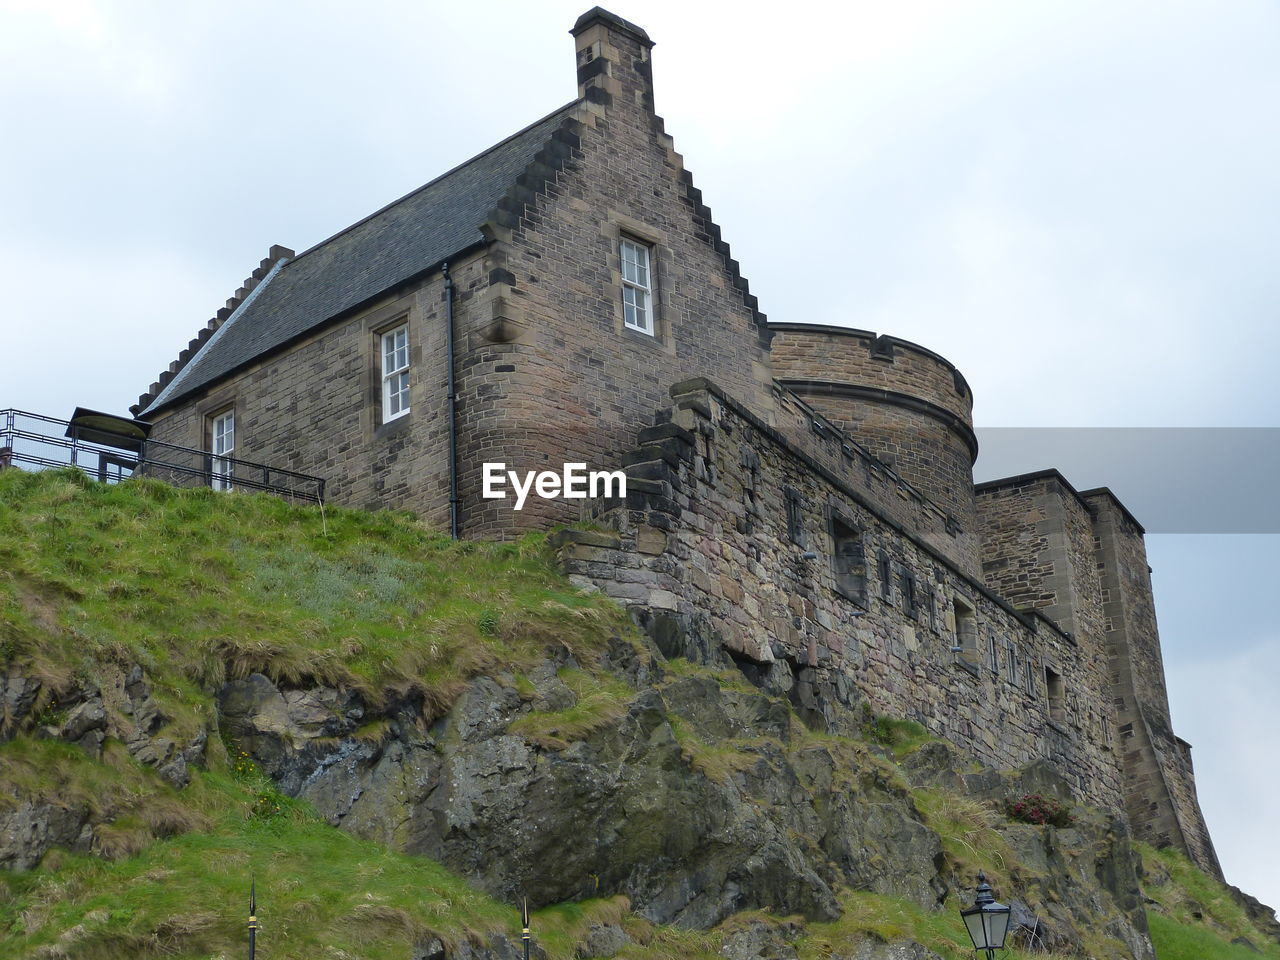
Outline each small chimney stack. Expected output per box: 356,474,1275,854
571,7,655,113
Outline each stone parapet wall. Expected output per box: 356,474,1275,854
557,379,1123,812
763,384,979,576
769,324,979,569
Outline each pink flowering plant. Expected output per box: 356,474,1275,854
1005,793,1075,827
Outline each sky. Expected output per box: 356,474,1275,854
2,0,1277,913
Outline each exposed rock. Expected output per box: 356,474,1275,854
213,662,1156,953
413,934,547,960
0,799,93,870
0,649,1178,959
0,672,41,735
1230,885,1280,946
838,942,945,960
576,922,630,958
719,918,800,959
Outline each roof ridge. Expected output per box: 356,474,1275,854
130,246,293,416
287,99,583,266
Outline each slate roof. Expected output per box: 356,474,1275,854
142,102,580,415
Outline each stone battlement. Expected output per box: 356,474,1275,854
556,378,1123,810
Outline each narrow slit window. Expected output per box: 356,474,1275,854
210,410,234,492
381,324,410,422
901,570,918,618
988,636,1000,675
953,596,978,664
1045,666,1066,723
878,550,892,600
785,487,806,547
620,238,654,335
831,517,867,605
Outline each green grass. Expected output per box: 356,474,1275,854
797,890,1087,960
0,469,630,726
0,765,515,959
863,715,934,759
1140,844,1280,958
666,716,772,784
911,789,1016,881
1148,911,1279,960
506,668,635,750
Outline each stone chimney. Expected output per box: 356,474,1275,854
571,7,655,113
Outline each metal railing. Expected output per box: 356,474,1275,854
0,409,326,505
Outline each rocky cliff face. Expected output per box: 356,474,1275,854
3,629,1166,959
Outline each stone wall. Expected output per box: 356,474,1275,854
557,379,1124,811
770,324,979,576
452,11,773,539
1088,492,1222,878
144,253,484,532
975,471,1106,646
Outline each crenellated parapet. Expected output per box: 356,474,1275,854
769,323,979,575
553,377,1124,810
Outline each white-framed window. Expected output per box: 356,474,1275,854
620,238,653,335
381,324,410,422
210,410,234,491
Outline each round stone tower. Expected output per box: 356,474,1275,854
769,323,980,574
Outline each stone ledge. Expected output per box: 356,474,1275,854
547,528,622,550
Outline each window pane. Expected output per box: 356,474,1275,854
383,326,409,374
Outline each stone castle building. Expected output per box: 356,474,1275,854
131,8,1221,878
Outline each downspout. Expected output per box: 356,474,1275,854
443,262,460,540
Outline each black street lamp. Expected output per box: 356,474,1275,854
960,871,1011,959
248,878,259,960
521,897,531,960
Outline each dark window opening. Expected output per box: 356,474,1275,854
785,486,806,547
901,570,918,618
831,517,867,605
1045,666,1066,723
877,550,892,600
988,636,999,675
954,596,977,663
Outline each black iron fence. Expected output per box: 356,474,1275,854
0,409,326,505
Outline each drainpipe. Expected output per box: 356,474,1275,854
443,262,460,539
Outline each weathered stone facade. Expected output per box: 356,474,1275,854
133,7,1220,878
555,379,1122,812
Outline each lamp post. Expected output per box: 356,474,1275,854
248,878,258,960
960,871,1011,959
521,897,531,960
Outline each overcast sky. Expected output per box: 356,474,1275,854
2,0,1276,914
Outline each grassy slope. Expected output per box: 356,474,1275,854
1,470,1274,959
1141,844,1280,960
0,468,629,730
